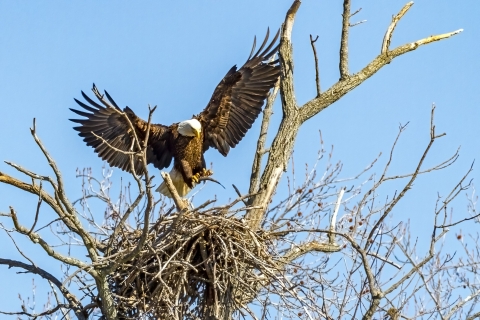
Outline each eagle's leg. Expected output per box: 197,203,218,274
179,160,199,187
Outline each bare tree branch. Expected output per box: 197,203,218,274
246,0,462,231
0,258,86,319
309,34,321,96
30,119,99,263
282,241,341,264
249,78,280,195
329,187,345,244
7,207,89,269
339,0,351,80
381,2,414,54
161,171,187,212
300,28,462,122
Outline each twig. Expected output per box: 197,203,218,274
383,147,460,181
367,252,401,269
349,20,366,28
198,176,225,189
30,119,99,263
143,104,157,149
27,181,43,235
381,2,414,54
0,258,85,319
90,132,136,155
0,304,70,317
8,207,88,269
329,187,345,244
48,280,72,320
309,35,321,96
233,184,249,206
365,105,445,245
4,231,38,269
350,7,362,17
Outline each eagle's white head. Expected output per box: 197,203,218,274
178,119,202,138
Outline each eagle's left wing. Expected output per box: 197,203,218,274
70,85,174,173
196,29,281,156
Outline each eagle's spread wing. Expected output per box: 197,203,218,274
196,29,281,156
70,85,173,173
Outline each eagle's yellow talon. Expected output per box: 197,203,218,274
202,168,213,177
191,172,201,184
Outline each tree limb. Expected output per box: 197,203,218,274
281,240,341,264
300,28,462,123
161,172,188,212
7,207,89,269
30,119,99,263
0,171,104,259
249,78,279,195
0,258,86,320
246,1,461,231
381,2,414,54
339,0,351,80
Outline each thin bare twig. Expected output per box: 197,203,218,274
381,2,414,54
233,184,249,206
27,180,43,235
329,187,345,244
0,258,86,319
309,34,321,96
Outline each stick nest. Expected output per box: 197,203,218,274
108,211,280,319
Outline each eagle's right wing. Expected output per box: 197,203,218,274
196,29,281,156
70,85,173,173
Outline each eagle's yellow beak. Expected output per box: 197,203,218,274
194,129,201,139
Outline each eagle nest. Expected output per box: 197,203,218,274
108,210,281,319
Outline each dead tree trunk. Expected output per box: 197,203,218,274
246,0,461,230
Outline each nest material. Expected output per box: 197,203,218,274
108,211,280,319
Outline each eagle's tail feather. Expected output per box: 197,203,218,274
156,168,193,198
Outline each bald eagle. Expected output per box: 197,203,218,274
70,30,280,197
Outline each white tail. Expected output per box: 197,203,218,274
156,168,194,198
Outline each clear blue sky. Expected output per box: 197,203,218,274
0,1,479,316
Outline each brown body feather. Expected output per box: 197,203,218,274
170,127,205,188
70,29,281,197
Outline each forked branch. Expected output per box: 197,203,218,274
299,27,462,122
381,1,414,54
0,258,86,319
247,0,462,230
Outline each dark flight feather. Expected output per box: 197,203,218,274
196,29,281,156
70,85,173,173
